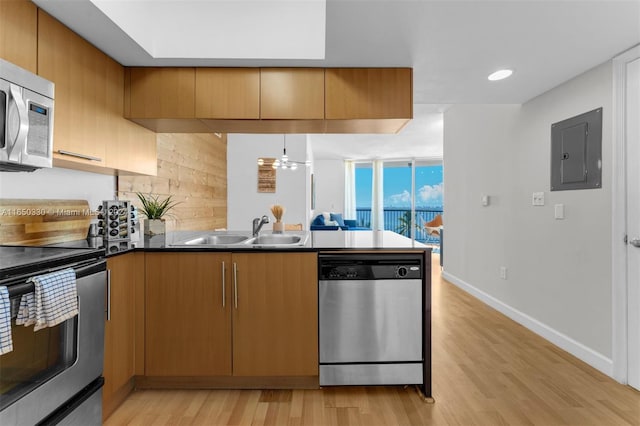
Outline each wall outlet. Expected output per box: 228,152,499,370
481,195,490,206
500,266,508,280
532,192,545,206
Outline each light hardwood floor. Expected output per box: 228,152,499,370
105,254,640,425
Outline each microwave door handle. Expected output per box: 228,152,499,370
7,84,29,163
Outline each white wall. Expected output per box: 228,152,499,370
313,159,344,216
0,167,116,209
443,61,614,374
227,134,310,231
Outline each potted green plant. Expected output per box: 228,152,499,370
136,193,179,235
395,211,421,237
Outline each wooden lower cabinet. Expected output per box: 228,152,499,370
145,252,232,376
143,251,318,383
232,252,318,376
103,253,136,420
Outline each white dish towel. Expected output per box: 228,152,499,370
0,286,12,355
16,268,78,331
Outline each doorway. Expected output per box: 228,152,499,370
613,45,640,390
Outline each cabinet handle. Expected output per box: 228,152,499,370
106,269,111,321
221,261,226,308
57,149,102,162
233,262,238,309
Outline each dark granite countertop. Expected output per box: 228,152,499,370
50,230,429,257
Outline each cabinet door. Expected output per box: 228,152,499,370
37,11,107,166
232,252,318,376
260,68,325,119
104,62,157,175
195,68,260,119
127,67,195,118
145,252,232,376
0,0,37,73
103,254,136,418
325,68,413,119
107,119,157,175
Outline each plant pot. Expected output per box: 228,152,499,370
144,219,166,236
273,221,284,233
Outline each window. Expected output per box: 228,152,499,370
354,162,372,228
352,160,443,243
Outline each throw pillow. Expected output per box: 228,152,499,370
312,214,325,226
330,213,346,227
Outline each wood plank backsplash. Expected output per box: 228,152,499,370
0,199,92,245
118,133,227,232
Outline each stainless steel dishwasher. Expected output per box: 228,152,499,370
319,253,430,395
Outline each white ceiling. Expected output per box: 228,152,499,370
34,0,640,160
311,104,446,160
89,0,327,59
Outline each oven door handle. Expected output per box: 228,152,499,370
5,260,106,298
75,260,106,279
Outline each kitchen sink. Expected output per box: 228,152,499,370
244,234,306,246
172,234,250,246
170,232,309,247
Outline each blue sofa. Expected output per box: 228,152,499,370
310,213,369,231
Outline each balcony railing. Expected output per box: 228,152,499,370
355,208,443,243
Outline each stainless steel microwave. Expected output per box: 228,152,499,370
0,58,54,172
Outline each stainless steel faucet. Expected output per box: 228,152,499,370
252,215,270,236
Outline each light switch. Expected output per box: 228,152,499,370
481,195,490,206
532,192,545,206
554,204,565,219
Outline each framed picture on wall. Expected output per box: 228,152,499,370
258,158,276,193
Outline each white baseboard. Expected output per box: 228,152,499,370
441,271,613,377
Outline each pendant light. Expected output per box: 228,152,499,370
257,135,310,171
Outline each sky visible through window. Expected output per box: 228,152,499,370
355,164,443,209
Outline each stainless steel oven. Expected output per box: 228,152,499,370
319,253,431,396
0,246,105,425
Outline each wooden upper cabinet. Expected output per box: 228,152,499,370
37,10,107,166
325,68,413,119
127,68,196,118
195,68,260,119
106,120,157,176
124,66,413,133
38,11,156,174
0,0,37,73
104,59,157,175
260,68,325,119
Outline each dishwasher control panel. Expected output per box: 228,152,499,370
319,254,422,280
